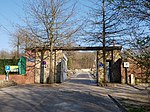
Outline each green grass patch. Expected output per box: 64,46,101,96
128,107,145,112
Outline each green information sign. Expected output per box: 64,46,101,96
18,56,26,75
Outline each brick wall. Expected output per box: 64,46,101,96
121,58,149,83
0,50,35,84
0,60,35,84
0,68,35,84
0,73,34,84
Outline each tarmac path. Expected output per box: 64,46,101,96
0,71,121,112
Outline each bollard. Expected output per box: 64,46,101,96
130,74,135,85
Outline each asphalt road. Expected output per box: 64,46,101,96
0,72,121,112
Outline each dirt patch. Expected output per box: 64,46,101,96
113,89,150,112
0,80,17,88
116,97,150,112
105,84,150,112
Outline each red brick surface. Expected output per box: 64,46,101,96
0,74,34,84
0,50,35,84
121,59,145,78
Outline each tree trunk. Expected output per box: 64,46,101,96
17,36,20,58
102,0,106,82
40,50,44,83
49,38,54,84
96,51,99,84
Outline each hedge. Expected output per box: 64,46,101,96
0,59,19,74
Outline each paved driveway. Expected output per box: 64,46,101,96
0,72,121,112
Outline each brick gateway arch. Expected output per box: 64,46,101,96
26,46,122,84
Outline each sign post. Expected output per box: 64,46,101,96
5,66,10,81
5,65,19,81
123,62,129,84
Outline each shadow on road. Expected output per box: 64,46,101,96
0,84,121,112
68,79,96,86
67,73,97,86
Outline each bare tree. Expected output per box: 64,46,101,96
23,0,81,83
10,30,21,58
10,28,40,58
0,50,11,59
118,0,150,81
84,0,129,82
116,0,150,43
118,0,150,25
66,51,96,69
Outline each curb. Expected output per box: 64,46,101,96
108,94,127,112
